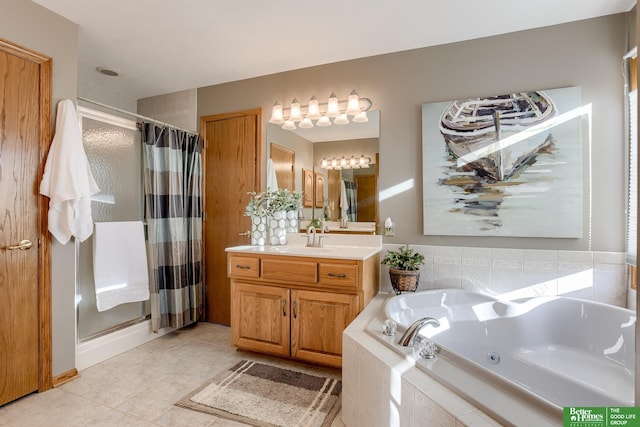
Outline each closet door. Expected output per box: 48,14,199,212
201,110,261,325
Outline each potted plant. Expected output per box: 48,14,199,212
381,244,425,294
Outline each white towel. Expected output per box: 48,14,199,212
340,180,348,220
40,99,100,244
266,158,279,191
93,221,150,312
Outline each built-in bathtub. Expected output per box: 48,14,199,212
377,289,634,417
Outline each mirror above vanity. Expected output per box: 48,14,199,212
267,110,380,234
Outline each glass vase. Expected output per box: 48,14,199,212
268,210,287,245
251,214,267,246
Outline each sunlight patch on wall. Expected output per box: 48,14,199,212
380,179,415,202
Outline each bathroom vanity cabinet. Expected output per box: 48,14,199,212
227,249,380,368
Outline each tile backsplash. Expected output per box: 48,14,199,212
381,244,629,308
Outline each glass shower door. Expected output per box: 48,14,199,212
76,106,149,341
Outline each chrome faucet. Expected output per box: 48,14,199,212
306,225,329,247
306,226,316,247
398,317,440,347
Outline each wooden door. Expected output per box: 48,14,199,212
231,282,290,357
291,289,358,368
302,168,314,207
270,143,294,191
314,172,325,208
0,39,52,405
202,109,261,325
355,174,377,222
327,170,340,221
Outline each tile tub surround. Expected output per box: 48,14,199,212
380,245,629,307
342,294,560,427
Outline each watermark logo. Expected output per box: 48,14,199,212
563,407,640,427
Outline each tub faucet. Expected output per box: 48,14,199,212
398,317,440,347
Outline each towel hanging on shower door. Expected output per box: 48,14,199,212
93,221,150,312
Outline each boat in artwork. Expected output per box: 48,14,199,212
439,91,557,181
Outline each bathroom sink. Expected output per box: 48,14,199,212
265,243,381,259
226,234,382,260
270,245,337,255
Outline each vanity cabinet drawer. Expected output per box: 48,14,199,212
262,258,318,284
229,256,260,278
318,263,358,288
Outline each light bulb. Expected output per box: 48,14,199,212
334,113,349,125
349,156,357,168
327,93,340,118
289,98,302,121
321,157,329,168
298,117,313,128
316,115,331,127
269,100,284,124
340,157,347,168
307,95,321,120
353,111,368,123
346,89,361,115
282,120,296,130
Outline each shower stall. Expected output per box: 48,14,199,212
75,104,153,369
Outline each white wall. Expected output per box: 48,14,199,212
137,89,198,132
197,14,631,254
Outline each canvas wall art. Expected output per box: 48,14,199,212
422,86,584,238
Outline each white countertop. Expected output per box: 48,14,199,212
226,233,382,260
300,220,377,234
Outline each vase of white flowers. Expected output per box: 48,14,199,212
265,189,302,245
245,191,268,246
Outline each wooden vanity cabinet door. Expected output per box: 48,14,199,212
231,282,290,358
290,289,358,368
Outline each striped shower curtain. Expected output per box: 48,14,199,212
343,180,357,222
143,123,203,332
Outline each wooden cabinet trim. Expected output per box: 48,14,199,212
228,251,379,368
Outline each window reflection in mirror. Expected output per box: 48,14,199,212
267,111,380,233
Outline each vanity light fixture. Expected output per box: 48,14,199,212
320,154,371,170
268,90,372,130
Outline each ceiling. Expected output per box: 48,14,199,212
35,0,636,101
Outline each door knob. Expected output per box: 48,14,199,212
7,240,33,251
237,231,251,237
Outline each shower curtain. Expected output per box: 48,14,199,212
143,123,203,332
343,180,357,222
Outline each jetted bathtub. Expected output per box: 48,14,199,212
384,289,635,409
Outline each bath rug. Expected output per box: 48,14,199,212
175,359,342,427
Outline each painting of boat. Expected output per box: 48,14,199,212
439,91,557,181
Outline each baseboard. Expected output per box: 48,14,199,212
53,368,78,387
76,319,174,371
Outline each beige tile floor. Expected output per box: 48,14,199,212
0,323,345,427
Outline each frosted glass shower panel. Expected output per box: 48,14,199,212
77,111,148,341
83,117,142,221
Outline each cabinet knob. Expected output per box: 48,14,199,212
237,231,251,237
283,299,287,317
